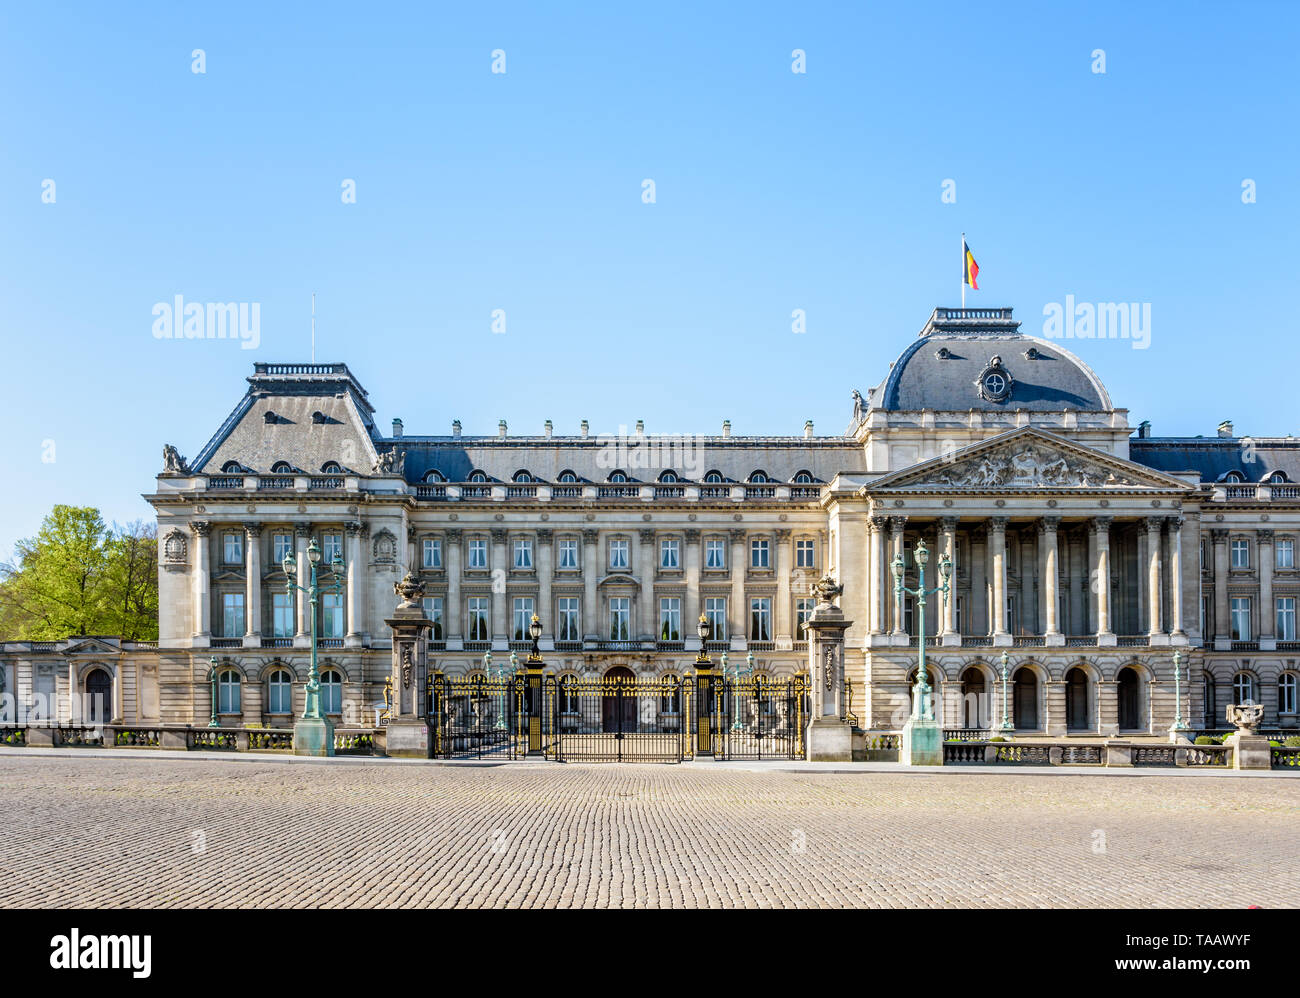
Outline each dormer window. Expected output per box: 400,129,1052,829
749,471,770,483
609,471,628,483
659,471,678,483
513,471,533,483
221,461,244,473
271,461,294,474
423,469,446,483
1268,471,1289,484
1224,471,1245,483
793,471,813,484
321,462,342,474
558,470,578,483
468,471,488,483
704,471,724,484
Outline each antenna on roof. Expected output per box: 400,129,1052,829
311,292,316,363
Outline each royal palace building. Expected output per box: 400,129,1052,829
4,306,1300,741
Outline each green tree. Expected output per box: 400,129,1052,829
102,520,159,641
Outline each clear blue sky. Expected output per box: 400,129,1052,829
1,1,1297,559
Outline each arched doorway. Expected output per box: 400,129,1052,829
1117,667,1141,731
960,668,986,728
1065,668,1089,731
603,666,637,733
1013,669,1038,730
84,667,112,722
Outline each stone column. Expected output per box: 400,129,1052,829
775,529,792,647
1086,524,1099,634
1092,517,1115,645
490,528,508,646
889,516,907,638
1168,516,1185,639
940,517,959,644
729,528,747,647
971,526,987,637
1040,517,1062,645
684,529,702,650
344,521,362,648
1211,528,1230,650
242,522,261,647
384,582,434,759
868,516,886,636
190,521,212,645
536,529,554,648
444,529,463,647
637,529,655,641
1147,517,1166,642
989,517,1010,645
1259,529,1275,649
294,523,311,647
582,528,600,641
804,582,853,762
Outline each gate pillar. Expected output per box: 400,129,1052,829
804,576,854,762
385,573,434,758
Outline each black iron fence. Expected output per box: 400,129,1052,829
546,675,692,762
713,676,808,760
429,674,521,760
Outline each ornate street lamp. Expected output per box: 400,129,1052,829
1169,649,1191,740
729,651,753,733
997,649,1014,734
696,613,712,664
891,538,951,722
283,539,345,725
527,613,543,665
207,655,219,728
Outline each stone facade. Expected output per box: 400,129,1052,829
4,307,1299,739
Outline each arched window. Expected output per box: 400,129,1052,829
704,471,724,483
1279,673,1298,715
267,669,293,714
608,470,627,483
271,461,294,474
218,670,241,714
513,470,533,483
749,470,770,483
423,469,446,483
1232,671,1256,704
1267,471,1289,484
557,470,578,484
793,470,814,483
321,461,342,474
1223,471,1245,483
659,470,678,483
221,461,244,473
468,470,488,483
320,669,343,714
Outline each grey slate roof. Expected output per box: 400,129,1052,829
1129,437,1300,484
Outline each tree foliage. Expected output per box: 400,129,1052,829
0,506,158,641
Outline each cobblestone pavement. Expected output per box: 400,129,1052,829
1,754,1296,908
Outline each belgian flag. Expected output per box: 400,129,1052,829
963,240,980,290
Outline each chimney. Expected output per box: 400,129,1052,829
452,419,462,439
544,419,553,439
498,419,508,439
1218,420,1234,438
635,419,645,435
392,418,403,438
580,419,589,439
1137,420,1151,439
804,419,814,439
722,420,731,439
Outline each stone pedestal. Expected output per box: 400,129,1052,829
385,574,434,759
803,577,854,762
1228,733,1271,770
900,716,942,766
293,716,334,756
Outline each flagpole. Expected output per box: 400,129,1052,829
960,232,965,310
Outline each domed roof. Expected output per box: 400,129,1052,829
874,308,1111,412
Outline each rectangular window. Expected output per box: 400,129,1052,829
903,594,914,636
1231,538,1250,569
272,532,293,563
1231,597,1252,640
320,593,344,638
321,532,343,564
1007,595,1018,635
1277,597,1296,642
422,596,444,640
422,538,442,569
955,596,964,634
272,592,294,637
659,598,681,641
222,593,244,636
513,538,533,569
795,597,814,637
467,597,490,640
468,538,488,569
558,597,580,641
609,538,629,570
512,597,535,640
1278,538,1295,570
660,538,680,569
609,597,630,640
750,538,770,569
705,538,726,569
749,597,771,641
223,532,243,564
705,597,727,641
796,539,816,568
558,537,579,570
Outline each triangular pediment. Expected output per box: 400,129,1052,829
62,636,123,655
867,427,1192,492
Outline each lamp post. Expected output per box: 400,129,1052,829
730,651,753,733
207,656,219,727
695,613,716,755
1169,649,1192,742
696,613,712,664
997,649,1013,734
284,538,344,755
891,538,951,723
521,614,546,755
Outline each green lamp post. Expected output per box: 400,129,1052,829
997,649,1014,734
207,655,219,727
1169,649,1192,741
729,651,753,733
891,539,951,723
284,538,344,755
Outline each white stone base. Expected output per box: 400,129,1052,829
806,719,853,762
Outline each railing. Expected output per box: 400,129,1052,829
597,486,640,499
1272,746,1300,769
963,636,993,646
943,728,989,741
654,486,685,499
596,639,645,651
1231,640,1259,651
656,641,685,652
790,487,821,500
3,723,387,755
1116,636,1149,647
416,485,447,499
260,637,293,648
209,476,245,489
699,486,731,499
258,476,294,490
211,637,242,648
506,486,536,498
748,641,776,651
461,486,491,499
1133,745,1178,766
1274,485,1300,499
552,486,582,499
318,638,343,648
553,640,583,652
745,486,775,499
1225,486,1258,499
310,476,343,490
1187,745,1231,767
463,640,491,652
1013,636,1045,647
1065,637,1093,647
